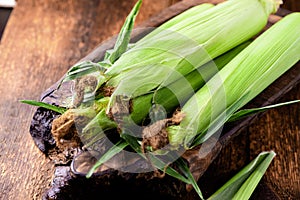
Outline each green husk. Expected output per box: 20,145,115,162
130,41,251,124
100,0,143,67
86,140,129,178
228,100,300,122
20,100,67,114
167,12,300,148
208,151,276,200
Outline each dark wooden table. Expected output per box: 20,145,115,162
0,0,299,199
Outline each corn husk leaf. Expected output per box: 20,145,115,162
20,100,66,114
176,157,204,200
189,99,300,148
188,92,250,148
228,99,300,122
157,3,214,30
86,140,129,178
208,151,276,200
56,61,106,95
100,0,143,67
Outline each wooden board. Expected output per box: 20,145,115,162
0,1,179,199
0,0,299,199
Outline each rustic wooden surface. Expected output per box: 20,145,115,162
0,0,299,200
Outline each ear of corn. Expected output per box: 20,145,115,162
167,12,300,148
105,0,279,99
129,41,251,125
71,0,281,150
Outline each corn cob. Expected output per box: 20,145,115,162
105,0,280,99
130,41,251,124
166,12,300,149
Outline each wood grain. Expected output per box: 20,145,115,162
282,0,300,11
0,0,299,199
0,1,176,199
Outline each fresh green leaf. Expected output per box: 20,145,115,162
176,158,204,200
228,100,300,122
103,0,142,66
20,100,66,114
121,133,142,154
208,151,276,200
86,140,129,178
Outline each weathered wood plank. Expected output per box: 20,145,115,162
0,0,177,199
0,1,104,199
282,0,300,11
249,86,300,199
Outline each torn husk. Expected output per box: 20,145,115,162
51,110,82,150
142,110,185,152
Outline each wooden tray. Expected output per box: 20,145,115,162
28,1,299,199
